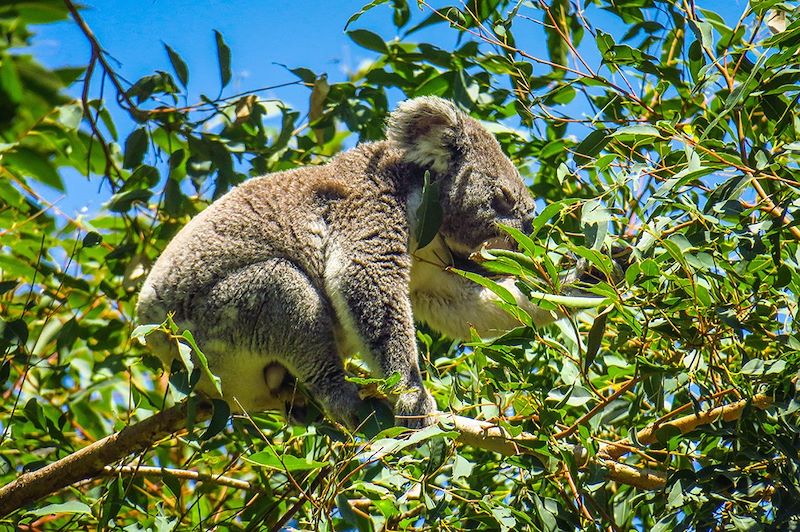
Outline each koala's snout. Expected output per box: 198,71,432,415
499,204,535,236
520,210,535,235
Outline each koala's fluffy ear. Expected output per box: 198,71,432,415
387,96,467,173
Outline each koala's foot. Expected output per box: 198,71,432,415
394,387,437,429
262,363,321,425
285,396,324,426
309,381,367,431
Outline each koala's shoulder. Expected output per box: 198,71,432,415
229,142,394,203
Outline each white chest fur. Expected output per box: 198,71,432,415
406,191,553,340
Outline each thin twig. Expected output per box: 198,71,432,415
555,378,640,439
102,465,253,492
64,0,139,115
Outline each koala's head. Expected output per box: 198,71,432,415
387,96,536,258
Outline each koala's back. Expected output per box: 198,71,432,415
138,144,387,325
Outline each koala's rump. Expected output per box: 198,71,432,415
136,170,337,393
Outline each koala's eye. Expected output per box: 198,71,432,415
493,184,516,214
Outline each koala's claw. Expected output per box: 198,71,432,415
394,388,437,429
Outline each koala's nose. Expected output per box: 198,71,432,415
520,210,535,235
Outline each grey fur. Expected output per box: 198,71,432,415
136,97,551,429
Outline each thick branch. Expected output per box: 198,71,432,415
445,413,540,456
444,414,665,489
0,401,211,516
596,458,667,490
599,394,773,460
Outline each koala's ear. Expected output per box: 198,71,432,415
387,97,466,173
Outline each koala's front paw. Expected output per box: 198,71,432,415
394,388,437,428
320,384,368,431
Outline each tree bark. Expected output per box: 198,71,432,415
0,401,211,516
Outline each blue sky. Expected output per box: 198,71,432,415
29,0,752,215
33,1,410,107
29,1,427,214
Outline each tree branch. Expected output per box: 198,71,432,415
0,394,774,515
101,465,252,492
598,394,773,460
0,401,211,516
444,413,666,489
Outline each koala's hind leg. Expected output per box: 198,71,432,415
200,259,364,429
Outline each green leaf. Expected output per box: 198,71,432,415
573,129,611,165
363,424,458,459
214,30,232,89
182,330,222,396
414,170,443,249
176,341,194,374
106,188,153,213
544,0,569,68
347,29,389,53
24,398,44,430
26,501,92,517
0,59,23,103
131,324,159,341
584,310,608,371
455,270,517,305
654,424,682,445
201,399,230,440
611,125,661,139
335,493,360,527
344,0,389,30
415,72,451,96
82,231,102,248
526,290,607,308
123,128,148,169
689,20,714,49
56,317,79,352
0,361,10,388
499,224,538,256
3,148,63,190
688,40,705,82
246,447,328,471
741,359,765,376
581,199,610,251
0,280,18,296
164,44,189,87
452,454,474,485
531,198,582,237
55,102,83,130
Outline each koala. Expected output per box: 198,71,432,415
136,97,563,429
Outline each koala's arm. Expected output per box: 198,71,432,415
327,230,435,428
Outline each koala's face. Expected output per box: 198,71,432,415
387,97,536,259
438,119,535,257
